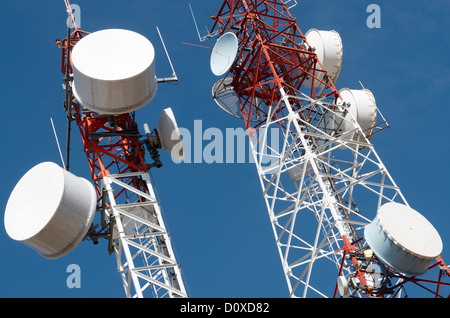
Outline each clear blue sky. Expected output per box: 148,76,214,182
1,0,449,298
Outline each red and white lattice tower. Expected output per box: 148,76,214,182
56,3,187,298
204,0,450,298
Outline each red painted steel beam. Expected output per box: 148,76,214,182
210,0,340,130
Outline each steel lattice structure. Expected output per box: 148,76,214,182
57,19,187,298
206,0,450,298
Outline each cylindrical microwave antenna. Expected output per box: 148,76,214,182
72,29,158,114
303,29,343,87
4,162,97,259
364,202,443,276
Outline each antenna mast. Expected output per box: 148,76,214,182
206,0,450,298
57,1,187,298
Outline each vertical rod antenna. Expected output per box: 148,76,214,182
189,3,203,42
50,118,66,169
156,26,177,79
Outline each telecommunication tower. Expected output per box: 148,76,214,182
4,1,187,298
200,0,450,297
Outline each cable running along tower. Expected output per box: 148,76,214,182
204,0,449,297
56,3,187,298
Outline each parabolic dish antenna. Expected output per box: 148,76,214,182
364,202,443,276
210,32,239,76
212,77,241,118
72,28,158,115
4,162,97,259
156,107,184,161
212,77,269,121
